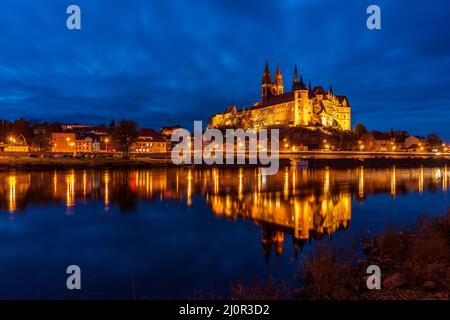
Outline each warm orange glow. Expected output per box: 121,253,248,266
0,167,447,258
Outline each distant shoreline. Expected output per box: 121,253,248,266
1,155,450,171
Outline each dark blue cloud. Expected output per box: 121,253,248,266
0,0,449,139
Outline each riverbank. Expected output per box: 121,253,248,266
0,155,450,171
231,211,450,300
0,157,173,171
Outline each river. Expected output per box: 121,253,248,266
0,166,448,299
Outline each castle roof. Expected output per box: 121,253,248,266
336,95,350,107
252,91,295,109
224,105,238,114
313,86,326,95
251,89,349,111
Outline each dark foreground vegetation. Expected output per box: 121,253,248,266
231,211,450,300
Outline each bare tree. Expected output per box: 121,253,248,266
112,120,139,158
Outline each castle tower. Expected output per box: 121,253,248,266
272,63,284,95
261,59,272,103
299,71,310,125
293,68,307,126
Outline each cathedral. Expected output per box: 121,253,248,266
209,60,351,130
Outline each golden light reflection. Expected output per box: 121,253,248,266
283,167,289,200
238,168,243,200
187,169,193,206
390,166,396,198
53,171,57,196
83,170,87,200
213,168,219,195
8,175,16,213
0,167,448,258
291,166,297,196
443,166,448,192
419,166,424,194
104,171,110,212
65,171,75,214
358,166,364,198
324,168,330,194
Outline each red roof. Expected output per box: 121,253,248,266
138,129,168,142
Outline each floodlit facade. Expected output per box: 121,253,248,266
209,61,351,130
131,129,169,153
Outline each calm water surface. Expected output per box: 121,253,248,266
0,166,448,299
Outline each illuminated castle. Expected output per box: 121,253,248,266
209,60,351,130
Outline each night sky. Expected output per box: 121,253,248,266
1,0,449,139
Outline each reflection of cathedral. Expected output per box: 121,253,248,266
206,169,352,259
209,60,351,130
1,166,448,259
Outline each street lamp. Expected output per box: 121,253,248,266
105,138,109,153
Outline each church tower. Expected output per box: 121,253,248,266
272,63,284,95
261,59,272,103
299,71,310,125
292,65,300,91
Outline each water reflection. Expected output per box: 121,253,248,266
0,166,448,257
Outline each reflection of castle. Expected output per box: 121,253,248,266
0,166,448,258
205,168,351,259
209,61,351,130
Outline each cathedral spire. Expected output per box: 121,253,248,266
264,58,270,74
292,65,300,91
297,70,306,90
293,65,298,82
276,63,281,73
299,71,305,87
261,59,272,103
262,58,272,84
274,63,282,81
273,62,284,95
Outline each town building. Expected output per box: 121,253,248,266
61,124,95,132
131,129,169,153
209,61,351,130
4,134,29,152
75,137,93,153
359,132,397,152
403,135,425,152
51,133,76,153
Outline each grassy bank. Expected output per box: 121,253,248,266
231,211,450,300
0,157,173,171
